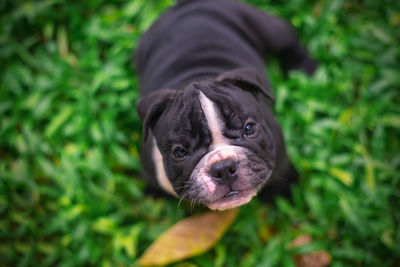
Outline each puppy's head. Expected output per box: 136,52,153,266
138,68,280,210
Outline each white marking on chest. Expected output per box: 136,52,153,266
152,137,178,197
198,91,229,148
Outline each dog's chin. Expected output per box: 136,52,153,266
205,188,258,211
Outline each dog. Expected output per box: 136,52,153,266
135,0,317,211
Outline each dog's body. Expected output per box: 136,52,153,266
136,0,317,210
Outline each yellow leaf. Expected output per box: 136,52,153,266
113,226,142,258
92,217,116,234
390,12,400,26
57,25,69,59
329,167,353,186
138,208,239,266
258,224,274,243
338,107,354,127
355,144,375,190
366,161,375,190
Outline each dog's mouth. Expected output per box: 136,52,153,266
206,188,257,211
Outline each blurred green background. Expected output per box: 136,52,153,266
1,0,399,266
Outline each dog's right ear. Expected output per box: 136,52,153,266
137,89,177,141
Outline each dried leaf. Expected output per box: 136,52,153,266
291,234,331,267
291,234,313,248
294,251,331,267
138,208,239,266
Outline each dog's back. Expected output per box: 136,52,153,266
135,0,316,96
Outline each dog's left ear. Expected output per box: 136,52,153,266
137,89,177,141
217,68,274,101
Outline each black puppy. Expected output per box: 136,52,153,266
135,0,317,211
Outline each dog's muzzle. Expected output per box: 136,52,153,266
186,145,271,210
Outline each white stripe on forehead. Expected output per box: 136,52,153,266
198,91,228,147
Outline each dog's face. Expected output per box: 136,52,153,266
138,69,280,210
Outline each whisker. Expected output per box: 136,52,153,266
173,180,196,192
174,183,193,190
189,191,201,213
178,190,192,207
191,197,198,213
271,168,286,182
178,187,200,207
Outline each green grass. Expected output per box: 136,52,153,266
1,0,399,266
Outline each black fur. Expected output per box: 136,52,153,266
135,0,317,203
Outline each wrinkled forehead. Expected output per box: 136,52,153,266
198,82,261,123
153,87,210,148
153,81,259,148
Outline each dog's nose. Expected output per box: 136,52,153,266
209,158,238,185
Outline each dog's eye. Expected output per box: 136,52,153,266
244,122,256,136
172,146,188,159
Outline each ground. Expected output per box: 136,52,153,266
1,0,399,266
